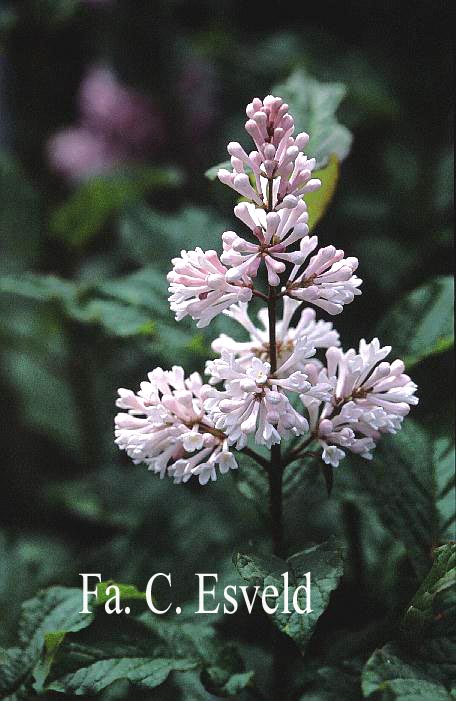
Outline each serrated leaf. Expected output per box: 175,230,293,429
377,276,454,368
0,588,94,699
354,422,455,578
362,641,455,700
48,655,197,694
50,166,182,248
403,544,456,636
234,538,344,651
19,587,93,663
305,155,340,231
362,544,456,700
272,70,352,168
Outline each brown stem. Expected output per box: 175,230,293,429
252,287,269,302
265,178,284,559
267,286,284,558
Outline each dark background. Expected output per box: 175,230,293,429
0,1,453,699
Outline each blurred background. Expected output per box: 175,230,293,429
0,1,453,699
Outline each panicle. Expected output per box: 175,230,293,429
114,367,238,485
302,338,419,466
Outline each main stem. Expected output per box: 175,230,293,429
267,290,284,558
266,181,286,699
266,178,284,559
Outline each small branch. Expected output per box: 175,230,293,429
252,287,269,302
284,435,316,466
241,446,270,471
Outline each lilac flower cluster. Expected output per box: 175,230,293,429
115,95,418,481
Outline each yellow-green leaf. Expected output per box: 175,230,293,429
305,155,340,231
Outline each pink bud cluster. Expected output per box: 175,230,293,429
115,94,418,483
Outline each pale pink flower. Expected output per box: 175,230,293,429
114,367,237,485
204,349,331,449
212,297,340,375
301,338,419,466
286,236,362,314
168,248,253,328
220,200,309,286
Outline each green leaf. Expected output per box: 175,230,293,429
95,581,147,607
0,349,80,448
403,544,456,636
297,663,362,700
48,654,197,695
0,532,75,648
205,160,231,181
75,298,156,337
354,422,455,578
272,69,352,168
0,273,78,308
305,155,340,231
200,646,254,697
362,545,456,700
0,646,29,701
0,587,94,699
50,166,182,248
377,276,454,368
362,641,455,700
234,538,344,651
96,266,169,316
19,587,93,664
119,204,228,265
231,455,268,515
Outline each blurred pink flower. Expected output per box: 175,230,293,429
78,66,164,149
47,64,164,181
46,126,128,181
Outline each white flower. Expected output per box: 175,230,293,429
286,236,362,314
168,248,253,328
302,339,419,466
212,297,340,375
114,366,237,485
